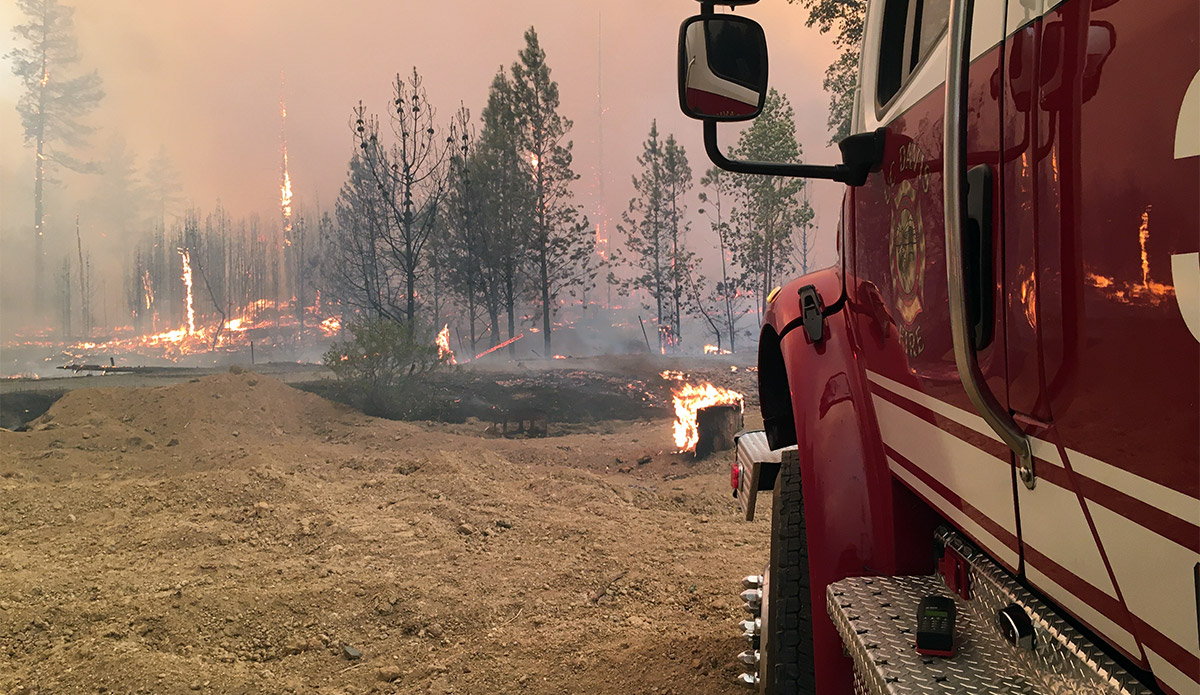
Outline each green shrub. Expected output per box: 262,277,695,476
322,317,441,392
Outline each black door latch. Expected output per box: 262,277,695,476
798,285,825,344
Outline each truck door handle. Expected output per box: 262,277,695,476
945,0,1035,489
964,164,994,351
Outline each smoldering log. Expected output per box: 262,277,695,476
694,404,743,458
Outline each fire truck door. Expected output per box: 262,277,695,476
1002,1,1200,688
852,0,1022,573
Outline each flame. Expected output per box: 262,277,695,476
436,324,457,364
281,154,293,240
1139,206,1151,289
595,221,609,261
11,297,344,364
660,369,686,381
703,344,731,355
1083,208,1174,306
1086,272,1173,305
529,152,540,170
1019,272,1037,329
319,315,341,337
141,269,154,311
280,81,293,244
670,381,744,451
474,333,523,360
552,354,567,359
179,249,195,335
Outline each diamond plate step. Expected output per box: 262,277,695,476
826,527,1154,695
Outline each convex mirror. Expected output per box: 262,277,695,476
678,14,768,121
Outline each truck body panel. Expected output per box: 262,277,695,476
762,0,1198,690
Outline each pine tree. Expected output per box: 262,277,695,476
8,0,104,306
144,145,184,231
143,146,184,324
510,27,594,356
729,89,814,319
476,69,533,350
614,124,697,352
787,0,866,142
612,121,671,352
443,104,488,352
661,133,693,349
698,166,752,352
330,147,401,322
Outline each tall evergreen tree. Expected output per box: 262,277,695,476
510,27,594,356
443,105,486,352
612,121,668,351
330,147,401,322
612,121,696,352
787,0,866,142
661,133,693,348
142,145,184,321
91,136,144,241
8,0,105,305
144,145,184,231
729,89,814,319
476,69,533,350
698,165,752,352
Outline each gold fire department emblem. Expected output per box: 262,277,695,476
889,178,925,356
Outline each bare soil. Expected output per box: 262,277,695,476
0,367,769,695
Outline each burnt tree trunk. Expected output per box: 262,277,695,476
695,404,743,459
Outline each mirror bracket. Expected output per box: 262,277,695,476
704,121,886,186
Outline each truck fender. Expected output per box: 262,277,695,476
758,267,901,693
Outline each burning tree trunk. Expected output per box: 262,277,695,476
694,404,743,459
668,375,744,456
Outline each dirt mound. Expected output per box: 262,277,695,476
0,360,767,695
28,371,355,451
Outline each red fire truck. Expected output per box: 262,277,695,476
678,0,1199,693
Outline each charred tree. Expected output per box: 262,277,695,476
350,69,448,331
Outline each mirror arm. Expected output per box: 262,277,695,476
703,121,885,186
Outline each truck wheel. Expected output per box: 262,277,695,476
761,457,816,694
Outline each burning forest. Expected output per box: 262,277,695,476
1,4,832,379
0,4,834,693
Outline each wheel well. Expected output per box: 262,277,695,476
759,325,797,450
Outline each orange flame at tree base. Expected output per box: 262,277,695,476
669,379,744,452
436,324,456,364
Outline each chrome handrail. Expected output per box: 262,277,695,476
943,0,1035,488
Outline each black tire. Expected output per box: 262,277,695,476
762,455,816,694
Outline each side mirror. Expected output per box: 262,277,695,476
678,14,768,122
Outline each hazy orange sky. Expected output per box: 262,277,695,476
0,0,845,315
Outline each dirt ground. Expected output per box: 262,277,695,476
0,365,770,695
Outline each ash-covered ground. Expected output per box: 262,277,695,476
0,358,768,695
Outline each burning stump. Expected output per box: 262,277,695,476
694,404,743,459
667,376,745,457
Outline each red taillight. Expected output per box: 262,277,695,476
731,462,740,490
